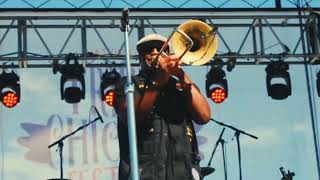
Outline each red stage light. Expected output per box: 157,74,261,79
100,69,121,106
2,91,19,108
104,90,115,106
210,87,226,103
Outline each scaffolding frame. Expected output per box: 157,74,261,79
0,9,319,68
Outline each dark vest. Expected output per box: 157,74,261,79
116,71,203,180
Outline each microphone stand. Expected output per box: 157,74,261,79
120,8,139,180
210,118,258,180
48,112,103,180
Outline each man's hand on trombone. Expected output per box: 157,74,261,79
144,48,183,87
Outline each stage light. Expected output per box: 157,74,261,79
105,91,115,106
0,71,20,108
210,87,227,103
206,58,228,103
100,69,121,106
265,60,291,100
53,53,85,104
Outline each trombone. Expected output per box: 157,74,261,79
153,19,218,67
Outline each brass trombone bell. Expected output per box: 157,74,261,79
153,19,218,67
171,20,218,65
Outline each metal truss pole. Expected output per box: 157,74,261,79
0,9,319,67
296,1,320,178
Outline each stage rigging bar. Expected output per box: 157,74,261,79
0,9,319,68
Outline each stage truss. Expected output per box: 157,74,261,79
0,8,319,68
0,0,319,9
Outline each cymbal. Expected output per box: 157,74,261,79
201,166,215,176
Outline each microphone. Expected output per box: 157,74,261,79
201,167,215,177
120,8,129,32
94,106,104,123
122,8,129,19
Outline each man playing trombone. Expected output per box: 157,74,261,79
114,33,212,180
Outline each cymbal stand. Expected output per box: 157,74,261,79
205,128,228,180
221,138,228,180
207,128,225,167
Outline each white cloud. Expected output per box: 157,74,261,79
2,139,57,180
20,70,56,93
292,122,311,134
